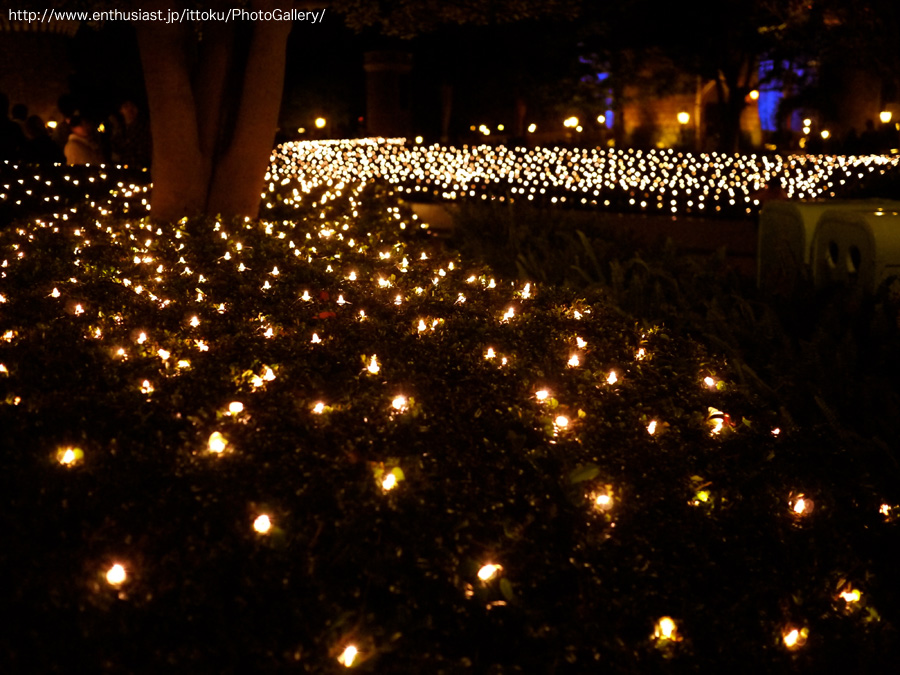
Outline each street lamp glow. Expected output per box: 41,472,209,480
749,89,759,100
880,110,893,124
677,112,690,125
315,117,326,129
563,116,579,128
527,123,537,133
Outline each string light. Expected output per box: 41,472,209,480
208,432,228,453
478,564,502,581
337,645,358,667
782,626,808,650
106,563,127,586
253,514,272,534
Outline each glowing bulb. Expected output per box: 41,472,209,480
677,112,690,125
478,564,501,581
568,354,580,367
190,316,200,327
502,307,515,321
880,111,892,124
576,337,587,349
606,371,618,385
315,117,327,129
791,495,812,515
654,616,679,641
647,420,657,435
253,514,272,534
57,446,83,466
367,355,380,374
313,402,325,414
106,563,126,586
228,401,244,414
485,347,496,359
311,333,321,343
382,473,397,491
782,627,807,649
594,492,613,511
263,367,275,381
392,395,407,411
535,389,549,401
208,431,227,453
839,588,861,604
337,645,358,667
137,332,147,344
554,415,569,428
703,376,715,388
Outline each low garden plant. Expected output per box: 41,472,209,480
0,167,897,672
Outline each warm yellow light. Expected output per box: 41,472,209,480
485,347,496,359
839,588,861,604
527,123,537,133
535,389,549,401
478,564,501,581
803,118,812,127
57,446,83,465
606,371,618,385
47,120,58,129
313,402,325,414
337,645,358,667
415,135,424,143
880,110,893,124
563,116,579,128
391,395,407,411
647,420,657,435
106,563,126,586
594,491,613,511
821,130,830,140
677,112,690,125
208,431,227,454
497,124,504,131
367,355,380,374
253,514,272,534
654,616,680,641
782,626,807,649
597,114,606,125
704,376,716,388
568,354,580,367
228,401,243,414
792,495,812,515
749,89,759,100
382,473,397,491
554,415,569,428
315,117,327,129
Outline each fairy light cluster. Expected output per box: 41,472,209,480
269,138,900,218
0,160,894,669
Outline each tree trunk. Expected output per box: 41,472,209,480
137,0,293,223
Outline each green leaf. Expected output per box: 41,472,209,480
568,464,600,484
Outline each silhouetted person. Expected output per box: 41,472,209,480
11,103,27,137
112,99,151,167
65,115,104,165
0,92,25,161
859,119,879,154
23,115,65,164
